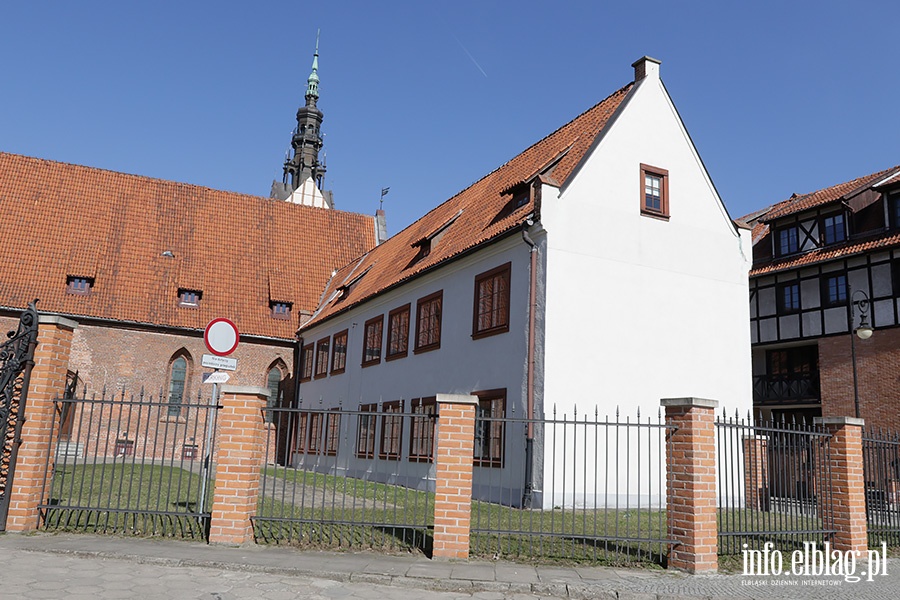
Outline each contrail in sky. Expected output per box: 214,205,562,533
453,35,488,78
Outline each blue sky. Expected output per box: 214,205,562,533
2,2,898,235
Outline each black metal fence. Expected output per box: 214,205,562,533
253,405,434,552
716,412,835,555
470,406,674,565
862,428,900,547
39,388,219,539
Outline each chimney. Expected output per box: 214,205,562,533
632,56,661,82
375,209,388,245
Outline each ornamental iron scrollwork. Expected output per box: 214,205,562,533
0,300,40,530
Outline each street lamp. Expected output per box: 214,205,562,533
849,288,872,418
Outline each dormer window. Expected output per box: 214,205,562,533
66,276,94,295
409,210,463,268
777,226,799,256
270,301,292,320
178,289,202,307
889,190,900,229
821,213,845,245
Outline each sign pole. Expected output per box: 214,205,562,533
199,377,219,520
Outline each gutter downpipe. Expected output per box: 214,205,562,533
521,220,537,508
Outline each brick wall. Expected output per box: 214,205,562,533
819,327,900,427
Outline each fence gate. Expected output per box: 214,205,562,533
0,302,40,531
39,388,219,540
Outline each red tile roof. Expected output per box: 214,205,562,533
0,152,376,339
760,166,900,222
749,231,900,276
301,83,634,330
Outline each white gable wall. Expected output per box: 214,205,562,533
536,73,752,507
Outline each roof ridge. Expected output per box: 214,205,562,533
0,151,373,219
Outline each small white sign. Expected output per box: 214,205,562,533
202,372,230,384
201,354,237,371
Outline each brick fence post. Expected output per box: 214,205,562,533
432,393,478,560
6,315,77,532
743,436,769,511
208,385,268,545
661,397,719,574
815,416,867,553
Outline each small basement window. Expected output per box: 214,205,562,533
270,301,292,319
66,276,94,295
178,288,202,307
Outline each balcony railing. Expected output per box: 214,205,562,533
753,373,820,405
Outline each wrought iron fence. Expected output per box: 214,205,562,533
469,406,675,566
254,405,434,553
716,412,835,555
39,387,219,539
862,427,900,547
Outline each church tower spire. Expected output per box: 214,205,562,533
271,32,333,208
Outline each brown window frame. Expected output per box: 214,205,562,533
299,343,314,382
408,397,436,463
356,403,377,459
324,408,341,456
472,263,511,339
473,389,506,468
330,329,348,375
362,315,384,367
296,411,310,453
414,291,443,353
307,411,324,455
379,400,404,461
314,337,330,379
640,163,669,220
386,304,410,360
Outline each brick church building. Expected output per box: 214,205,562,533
0,44,378,416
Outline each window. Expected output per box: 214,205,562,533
308,412,324,454
414,291,442,353
270,301,292,319
386,304,410,360
408,397,436,462
821,213,845,245
167,356,188,418
296,412,309,452
314,337,330,378
331,330,348,374
299,343,314,382
889,191,900,229
265,368,283,424
474,389,505,468
822,273,848,307
66,276,94,295
356,403,377,458
473,263,511,338
324,409,341,456
777,226,799,256
362,316,384,366
640,164,669,218
379,400,404,460
178,288,202,307
777,282,800,314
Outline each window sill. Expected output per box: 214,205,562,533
314,373,328,380
640,209,670,221
472,325,509,340
413,343,440,355
299,377,312,384
330,368,345,376
361,359,381,368
385,351,408,362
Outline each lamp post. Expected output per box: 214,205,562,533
849,288,873,419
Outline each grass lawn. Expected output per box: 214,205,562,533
41,461,210,539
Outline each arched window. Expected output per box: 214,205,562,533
266,367,283,423
168,356,187,417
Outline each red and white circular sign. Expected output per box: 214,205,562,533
204,318,239,356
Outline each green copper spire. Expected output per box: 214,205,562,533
306,30,320,99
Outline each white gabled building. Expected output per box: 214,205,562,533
293,57,753,508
